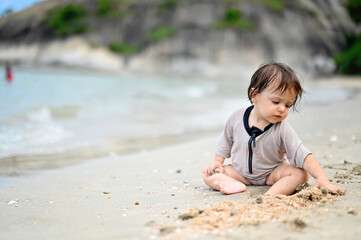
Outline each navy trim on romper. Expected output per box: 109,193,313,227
243,105,274,174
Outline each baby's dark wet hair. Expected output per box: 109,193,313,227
247,62,305,110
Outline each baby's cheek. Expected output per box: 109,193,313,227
283,112,289,119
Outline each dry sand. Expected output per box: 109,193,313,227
1,77,361,240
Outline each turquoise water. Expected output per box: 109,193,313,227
0,68,355,174
0,68,248,160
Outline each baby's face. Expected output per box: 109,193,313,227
252,84,296,124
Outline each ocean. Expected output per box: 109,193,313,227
0,68,250,175
0,68,354,175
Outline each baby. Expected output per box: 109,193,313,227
202,62,343,196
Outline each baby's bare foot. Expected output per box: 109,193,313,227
216,181,246,194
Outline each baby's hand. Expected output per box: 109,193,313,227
202,160,224,177
315,176,344,194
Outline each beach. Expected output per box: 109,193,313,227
1,76,361,240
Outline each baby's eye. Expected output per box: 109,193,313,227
272,101,279,105
286,105,291,108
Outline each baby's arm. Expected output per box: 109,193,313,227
303,154,343,192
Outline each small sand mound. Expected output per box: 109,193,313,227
179,185,345,231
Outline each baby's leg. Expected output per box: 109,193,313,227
203,165,249,194
265,162,309,196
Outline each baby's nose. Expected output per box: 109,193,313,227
278,105,285,112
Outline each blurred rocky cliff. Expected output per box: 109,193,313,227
0,0,358,77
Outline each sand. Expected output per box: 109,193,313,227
175,184,345,237
1,77,361,240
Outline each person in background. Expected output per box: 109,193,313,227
6,63,13,84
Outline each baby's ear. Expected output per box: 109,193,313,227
249,88,257,102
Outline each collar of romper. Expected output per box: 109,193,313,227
243,105,273,138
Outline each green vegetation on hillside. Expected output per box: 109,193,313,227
96,0,133,18
146,26,176,42
46,5,88,36
256,0,285,11
97,0,112,16
334,34,361,75
334,0,361,75
221,0,285,11
45,1,134,37
0,8,14,18
108,26,176,55
108,42,139,54
212,8,254,29
346,0,361,23
157,0,179,14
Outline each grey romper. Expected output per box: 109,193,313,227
215,106,311,185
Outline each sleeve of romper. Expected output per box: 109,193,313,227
215,113,235,159
281,121,312,168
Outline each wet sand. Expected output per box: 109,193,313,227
1,77,361,239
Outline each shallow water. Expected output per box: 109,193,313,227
0,68,355,175
0,68,249,174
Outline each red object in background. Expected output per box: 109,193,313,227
6,68,13,84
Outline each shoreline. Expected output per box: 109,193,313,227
0,128,221,177
1,75,360,177
0,67,246,177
